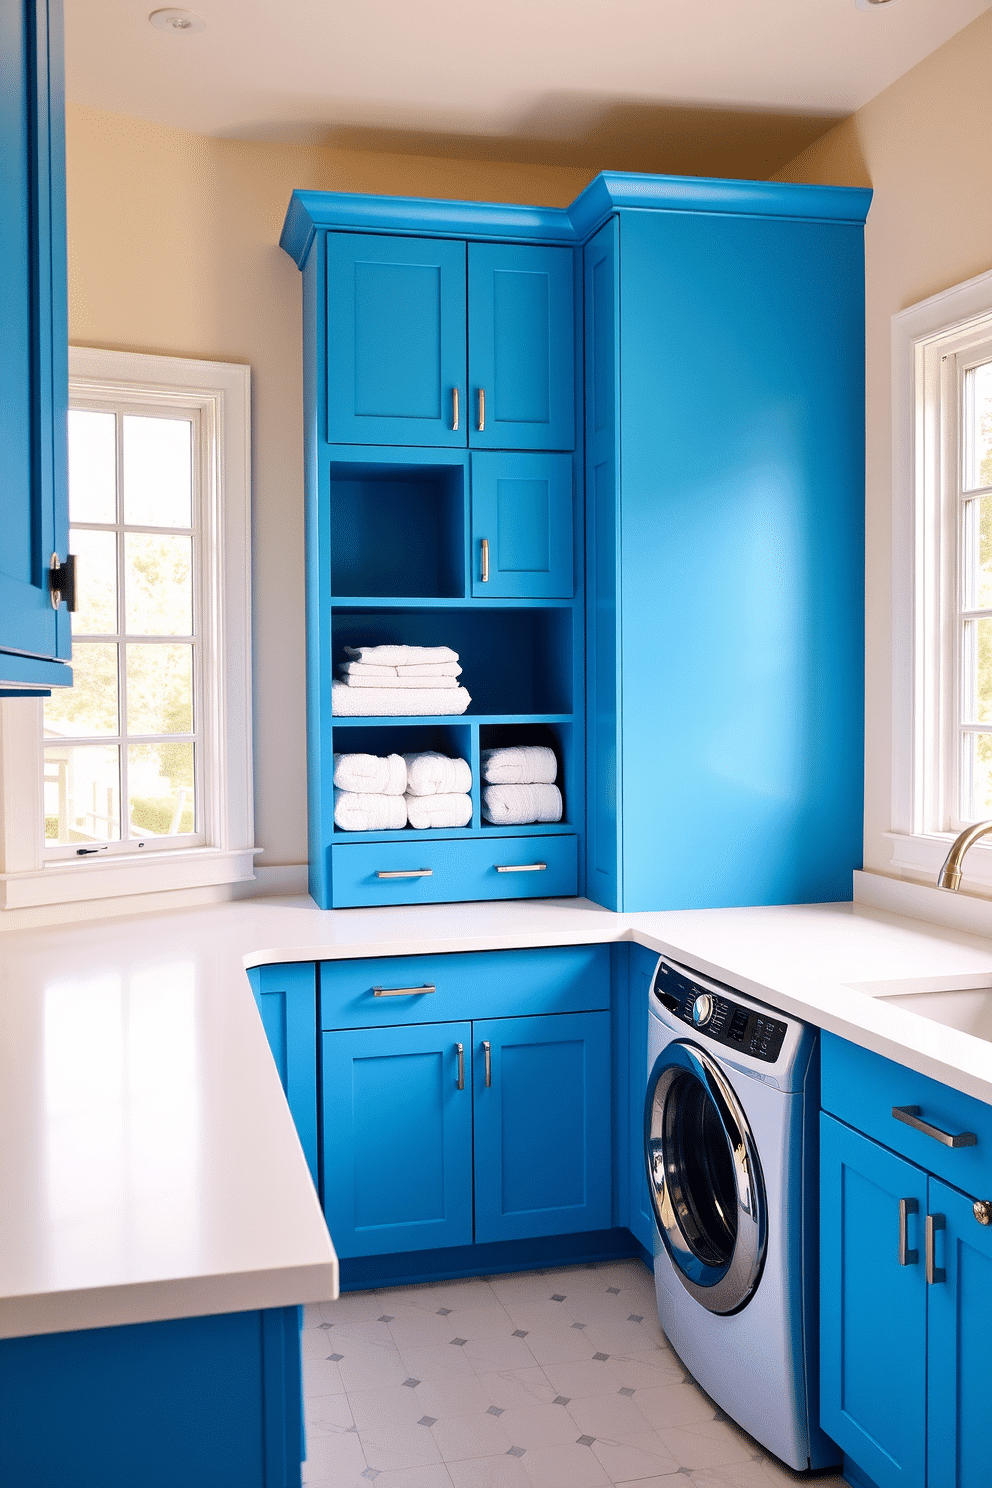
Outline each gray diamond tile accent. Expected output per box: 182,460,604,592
550,1293,566,1302
507,1446,526,1459
436,1307,452,1316
593,1352,609,1361
577,1435,596,1447
628,1314,644,1323
512,1329,529,1338
678,1468,694,1475
327,1353,344,1362
450,1337,468,1346
552,1396,571,1407
606,1287,621,1295
418,1416,437,1427
487,1406,504,1417
618,1387,636,1397
402,1378,420,1388
378,1314,394,1323
571,1321,586,1330
362,1472,381,1482
346,1425,359,1433
318,1321,333,1330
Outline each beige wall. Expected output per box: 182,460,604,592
65,105,595,868
776,9,992,889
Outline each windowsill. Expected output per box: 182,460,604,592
0,845,260,910
884,830,992,889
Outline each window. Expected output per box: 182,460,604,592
890,269,992,885
0,350,256,910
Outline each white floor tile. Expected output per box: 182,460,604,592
305,1391,356,1436
655,1418,761,1470
540,1358,630,1401
588,1428,681,1484
302,1425,368,1482
520,1440,612,1488
373,1467,456,1488
633,1380,720,1431
431,1409,515,1462
494,1402,580,1450
389,1309,473,1350
474,1367,558,1411
347,1382,429,1435
463,1334,541,1373
566,1390,661,1442
612,1475,685,1488
445,1453,532,1487
336,1341,412,1394
413,1373,493,1420
358,1417,446,1473
520,1327,600,1367
400,1342,481,1382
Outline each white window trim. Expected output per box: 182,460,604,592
889,266,992,888
0,348,258,911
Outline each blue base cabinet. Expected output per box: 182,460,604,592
0,1306,304,1488
820,1034,992,1488
247,963,320,1191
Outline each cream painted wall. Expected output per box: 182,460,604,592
776,9,992,892
65,105,595,868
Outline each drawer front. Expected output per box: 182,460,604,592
320,944,611,1030
821,1031,992,1193
329,834,577,909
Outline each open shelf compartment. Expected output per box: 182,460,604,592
329,459,465,599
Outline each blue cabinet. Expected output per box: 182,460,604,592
927,1177,992,1488
625,943,657,1254
0,0,72,693
247,963,319,1191
470,452,574,598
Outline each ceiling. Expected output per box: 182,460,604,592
64,0,991,177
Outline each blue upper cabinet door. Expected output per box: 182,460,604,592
926,1176,992,1488
321,1021,473,1258
820,1114,927,1488
326,232,467,447
470,451,573,598
467,243,574,451
473,1011,612,1245
0,0,71,687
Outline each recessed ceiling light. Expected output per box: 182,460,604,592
149,8,206,33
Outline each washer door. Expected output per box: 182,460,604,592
645,1039,767,1315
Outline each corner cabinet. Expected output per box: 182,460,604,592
819,1034,992,1488
282,175,870,912
0,0,72,694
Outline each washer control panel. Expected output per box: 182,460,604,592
652,959,788,1064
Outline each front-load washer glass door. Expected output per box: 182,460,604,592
645,1039,767,1315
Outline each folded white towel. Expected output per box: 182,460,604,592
406,792,472,830
403,752,472,797
338,661,401,679
480,746,558,785
333,752,407,796
334,788,407,832
337,672,459,690
331,682,471,716
482,783,563,825
345,644,458,667
397,661,462,677
339,659,462,679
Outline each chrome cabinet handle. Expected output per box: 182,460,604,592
376,868,433,879
926,1212,946,1284
373,984,436,998
481,537,489,583
452,387,459,430
483,1040,491,1088
477,387,485,432
898,1197,919,1266
455,1042,465,1090
495,862,547,873
892,1104,977,1148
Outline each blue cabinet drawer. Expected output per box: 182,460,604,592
320,943,611,1030
328,833,577,908
821,1032,992,1195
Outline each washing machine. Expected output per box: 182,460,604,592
645,955,838,1471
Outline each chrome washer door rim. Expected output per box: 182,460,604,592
645,1039,767,1315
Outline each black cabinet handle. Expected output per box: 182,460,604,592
892,1104,977,1149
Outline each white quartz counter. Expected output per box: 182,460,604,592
3,888,992,1341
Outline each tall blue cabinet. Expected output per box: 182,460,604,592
283,172,870,912
0,0,72,694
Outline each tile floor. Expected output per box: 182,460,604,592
301,1257,850,1488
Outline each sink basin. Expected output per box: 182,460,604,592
845,976,992,1044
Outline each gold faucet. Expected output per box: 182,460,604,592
937,819,992,890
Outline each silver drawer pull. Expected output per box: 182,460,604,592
373,984,436,998
483,1039,491,1088
455,1042,465,1091
495,862,547,874
898,1197,919,1266
892,1104,978,1149
376,869,433,879
926,1212,946,1285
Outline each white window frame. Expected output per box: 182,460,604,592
889,267,992,886
0,349,257,911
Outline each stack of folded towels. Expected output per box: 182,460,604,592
480,745,563,825
332,751,473,831
332,645,471,716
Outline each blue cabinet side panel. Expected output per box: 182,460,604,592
927,1177,992,1488
0,1307,302,1488
617,210,865,910
819,1114,926,1488
627,942,659,1252
303,244,333,907
252,963,320,1192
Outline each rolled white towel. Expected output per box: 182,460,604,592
333,752,406,796
403,752,472,797
396,661,462,677
334,788,407,832
337,671,459,690
332,682,471,716
344,644,458,667
406,792,472,830
480,745,558,785
482,783,563,825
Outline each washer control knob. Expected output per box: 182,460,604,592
692,993,714,1027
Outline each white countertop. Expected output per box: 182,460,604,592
3,888,991,1341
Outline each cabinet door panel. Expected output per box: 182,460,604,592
473,1011,611,1244
470,452,573,598
249,963,319,1193
468,243,574,451
326,233,466,447
322,1021,473,1257
820,1113,927,1488
927,1177,992,1488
